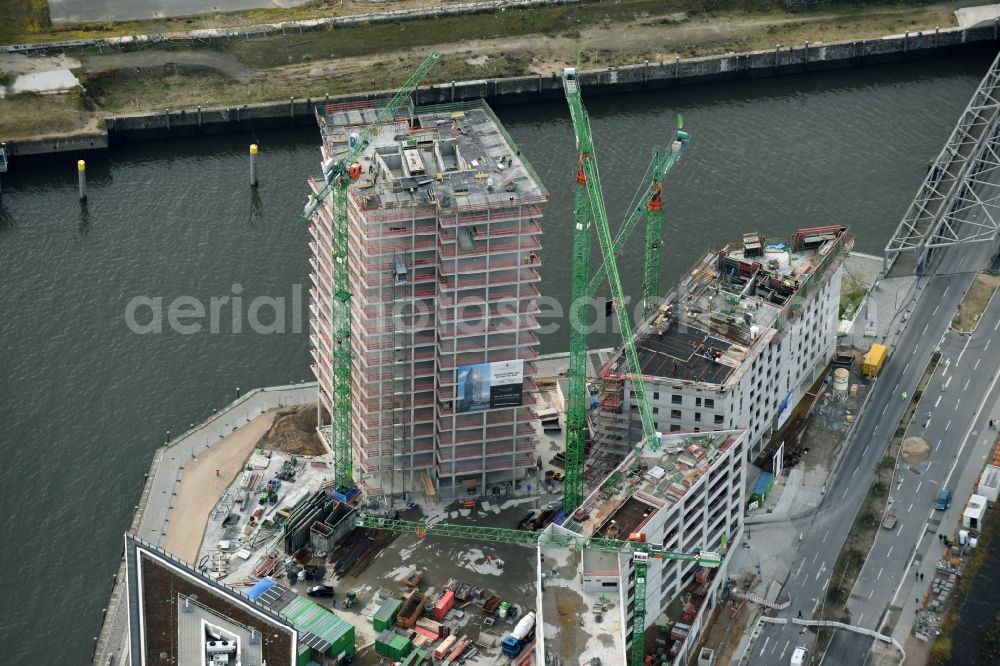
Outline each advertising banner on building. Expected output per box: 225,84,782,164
456,359,524,412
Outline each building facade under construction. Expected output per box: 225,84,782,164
307,99,548,499
594,226,852,465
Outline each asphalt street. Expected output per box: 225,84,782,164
744,237,997,666
824,262,1000,665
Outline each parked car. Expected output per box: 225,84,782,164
790,647,808,666
307,585,335,598
934,489,952,511
516,511,537,530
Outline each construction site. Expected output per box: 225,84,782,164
108,49,868,666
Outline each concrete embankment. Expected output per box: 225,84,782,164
91,382,317,666
8,24,998,162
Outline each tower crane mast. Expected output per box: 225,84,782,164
301,52,441,492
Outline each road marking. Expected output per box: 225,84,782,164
943,285,950,298
945,376,953,390
816,563,826,581
842,486,849,500
975,357,982,370
934,305,940,316
946,420,952,431
858,612,865,625
908,502,914,512
935,440,942,452
935,395,942,408
822,577,830,591
813,552,819,565
852,466,858,478
795,559,804,578
882,405,888,416
781,640,789,662
869,589,875,599
772,640,778,654
957,336,973,366
995,318,1000,332
928,462,933,472
887,545,894,558
760,637,770,657
903,362,910,373
916,481,922,494
823,530,829,543
956,398,961,410
987,339,992,351
964,379,971,391
863,444,870,457
877,568,883,581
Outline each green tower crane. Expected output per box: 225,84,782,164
585,127,690,305
356,515,723,664
302,52,441,493
560,67,662,518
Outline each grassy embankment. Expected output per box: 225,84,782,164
0,0,961,140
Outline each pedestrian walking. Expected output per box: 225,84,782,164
921,573,925,581
798,610,802,619
915,571,919,581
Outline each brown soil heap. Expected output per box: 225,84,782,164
256,404,329,456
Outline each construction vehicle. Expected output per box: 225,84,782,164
501,611,536,658
343,590,358,609
301,51,441,496
560,67,688,514
356,515,722,666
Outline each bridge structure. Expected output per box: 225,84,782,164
884,50,1000,277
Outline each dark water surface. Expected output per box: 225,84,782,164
0,53,993,662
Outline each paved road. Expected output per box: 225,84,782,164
744,235,996,665
49,0,311,23
823,275,1000,665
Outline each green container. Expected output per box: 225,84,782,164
401,648,429,665
372,597,403,632
388,634,413,660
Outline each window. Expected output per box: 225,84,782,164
653,392,660,400
653,406,659,414
695,412,702,422
670,424,681,432
671,409,682,419
672,395,682,405
705,398,715,408
695,397,702,407
629,390,635,398
694,427,701,432
714,414,724,425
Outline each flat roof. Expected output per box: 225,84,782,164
316,99,546,211
571,430,743,537
603,226,850,387
539,527,624,665
125,535,297,666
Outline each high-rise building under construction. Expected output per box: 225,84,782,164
308,99,548,499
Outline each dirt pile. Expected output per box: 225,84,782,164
901,436,931,468
257,404,329,456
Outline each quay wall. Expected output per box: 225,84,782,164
8,25,998,160
91,382,318,666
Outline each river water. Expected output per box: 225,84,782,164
0,53,993,662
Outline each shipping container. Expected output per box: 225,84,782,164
373,597,403,632
434,590,455,620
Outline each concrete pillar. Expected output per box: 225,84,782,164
804,41,810,69
935,26,940,48
451,80,456,102
674,56,680,82
903,31,909,53
537,73,542,93
78,160,87,201
165,108,170,133
289,96,295,127
250,144,259,187
197,105,202,131
775,44,781,68
643,60,649,85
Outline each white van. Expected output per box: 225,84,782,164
790,646,808,665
